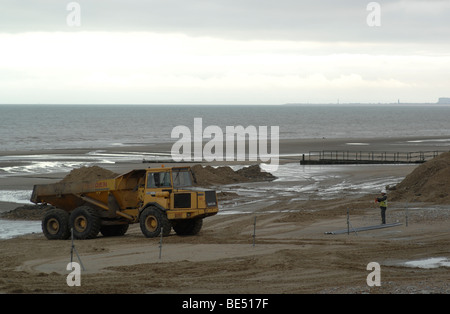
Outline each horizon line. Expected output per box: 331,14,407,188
1,102,449,106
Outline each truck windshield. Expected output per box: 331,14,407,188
147,171,171,188
172,169,192,188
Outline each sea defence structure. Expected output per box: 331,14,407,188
300,150,446,165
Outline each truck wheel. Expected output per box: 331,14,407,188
173,218,203,236
140,207,171,238
42,209,71,240
69,206,101,239
100,224,129,237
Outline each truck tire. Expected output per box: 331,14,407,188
173,218,203,236
42,208,71,240
69,206,101,239
139,207,171,238
100,224,129,237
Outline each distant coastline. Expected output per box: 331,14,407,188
285,97,450,106
283,103,450,106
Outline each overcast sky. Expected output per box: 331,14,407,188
1,0,449,104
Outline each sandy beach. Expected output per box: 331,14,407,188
0,136,449,294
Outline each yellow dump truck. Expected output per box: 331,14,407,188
31,166,219,240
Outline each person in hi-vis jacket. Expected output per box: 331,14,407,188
375,190,388,224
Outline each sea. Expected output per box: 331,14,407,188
2,104,450,150
1,104,450,238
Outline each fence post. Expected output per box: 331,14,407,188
405,203,409,227
347,208,350,235
70,228,86,271
159,227,163,259
252,216,257,247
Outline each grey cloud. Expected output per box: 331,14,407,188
0,0,448,44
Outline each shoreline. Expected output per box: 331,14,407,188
1,134,450,156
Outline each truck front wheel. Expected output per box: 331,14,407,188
140,207,171,238
69,206,101,239
42,208,71,240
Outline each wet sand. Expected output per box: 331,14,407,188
0,136,449,294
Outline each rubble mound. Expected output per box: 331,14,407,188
1,166,119,220
0,204,53,220
60,165,118,183
191,164,276,186
390,152,450,204
235,164,277,181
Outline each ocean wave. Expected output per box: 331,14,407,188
0,190,33,204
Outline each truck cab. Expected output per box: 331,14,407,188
136,166,218,238
140,166,218,220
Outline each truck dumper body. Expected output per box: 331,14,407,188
31,166,219,240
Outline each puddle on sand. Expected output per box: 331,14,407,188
403,257,450,269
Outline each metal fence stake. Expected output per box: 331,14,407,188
405,203,409,227
70,228,85,271
159,227,163,259
252,216,256,247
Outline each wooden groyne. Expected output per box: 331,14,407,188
300,150,446,165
